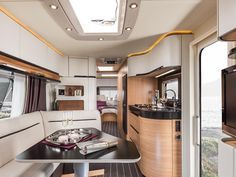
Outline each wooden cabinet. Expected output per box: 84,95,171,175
0,13,20,58
218,0,236,40
57,100,84,110
128,111,181,177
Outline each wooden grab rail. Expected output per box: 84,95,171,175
127,30,193,58
0,52,60,81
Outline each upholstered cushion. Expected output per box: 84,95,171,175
0,160,59,177
40,110,101,136
0,112,45,168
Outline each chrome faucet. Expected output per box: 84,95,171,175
165,89,177,108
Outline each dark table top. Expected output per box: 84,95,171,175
16,128,140,164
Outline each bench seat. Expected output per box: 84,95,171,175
0,160,59,177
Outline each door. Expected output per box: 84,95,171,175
200,41,229,177
122,74,127,134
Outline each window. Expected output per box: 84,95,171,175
162,79,179,99
200,41,228,177
0,71,13,119
159,73,181,100
69,0,123,33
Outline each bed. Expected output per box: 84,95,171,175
97,101,117,122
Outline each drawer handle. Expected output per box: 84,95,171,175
130,125,139,134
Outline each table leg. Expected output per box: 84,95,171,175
73,163,89,177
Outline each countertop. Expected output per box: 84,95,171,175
129,105,181,119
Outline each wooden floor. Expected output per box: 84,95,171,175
89,121,144,177
62,121,144,177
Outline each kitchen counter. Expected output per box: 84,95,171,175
129,105,181,119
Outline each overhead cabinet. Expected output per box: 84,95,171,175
0,12,20,58
127,35,192,76
218,0,236,40
0,12,66,75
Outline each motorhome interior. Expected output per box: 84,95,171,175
0,0,236,177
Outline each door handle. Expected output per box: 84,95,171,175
193,115,200,146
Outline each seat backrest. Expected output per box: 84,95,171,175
0,112,44,168
40,110,101,136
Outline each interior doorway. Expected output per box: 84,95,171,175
200,41,229,177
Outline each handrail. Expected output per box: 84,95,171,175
0,6,64,56
127,30,193,58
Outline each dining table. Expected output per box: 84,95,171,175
15,128,141,177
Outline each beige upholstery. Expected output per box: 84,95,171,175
0,112,59,177
0,112,44,168
40,110,101,136
0,110,101,177
0,160,59,177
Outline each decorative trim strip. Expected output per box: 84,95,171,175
0,51,60,81
0,6,64,56
127,30,193,58
48,119,97,123
0,123,40,139
74,75,96,78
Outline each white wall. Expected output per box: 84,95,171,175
97,78,117,87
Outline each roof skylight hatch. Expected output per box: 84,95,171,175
44,0,141,40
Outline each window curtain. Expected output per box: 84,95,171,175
24,76,46,113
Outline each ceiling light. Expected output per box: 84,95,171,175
66,28,72,31
98,37,104,41
101,74,118,77
98,66,113,71
130,3,138,9
125,27,132,31
69,0,122,33
155,69,176,78
50,4,58,10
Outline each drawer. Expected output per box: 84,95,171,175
129,124,140,148
129,111,140,132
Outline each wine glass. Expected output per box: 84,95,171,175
62,111,69,135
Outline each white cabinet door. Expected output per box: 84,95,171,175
218,0,236,38
128,35,181,76
20,28,48,68
69,58,89,76
88,78,96,110
218,140,234,177
47,48,68,76
0,13,20,58
88,57,96,77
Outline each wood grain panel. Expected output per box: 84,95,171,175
101,113,117,122
57,100,84,110
129,124,140,149
128,111,140,132
0,53,60,81
127,77,157,105
139,117,173,177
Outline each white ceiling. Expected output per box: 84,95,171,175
0,0,216,58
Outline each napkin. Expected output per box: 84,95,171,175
77,139,118,155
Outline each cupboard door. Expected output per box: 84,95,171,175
0,13,20,58
69,58,89,76
20,28,48,68
218,0,236,39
